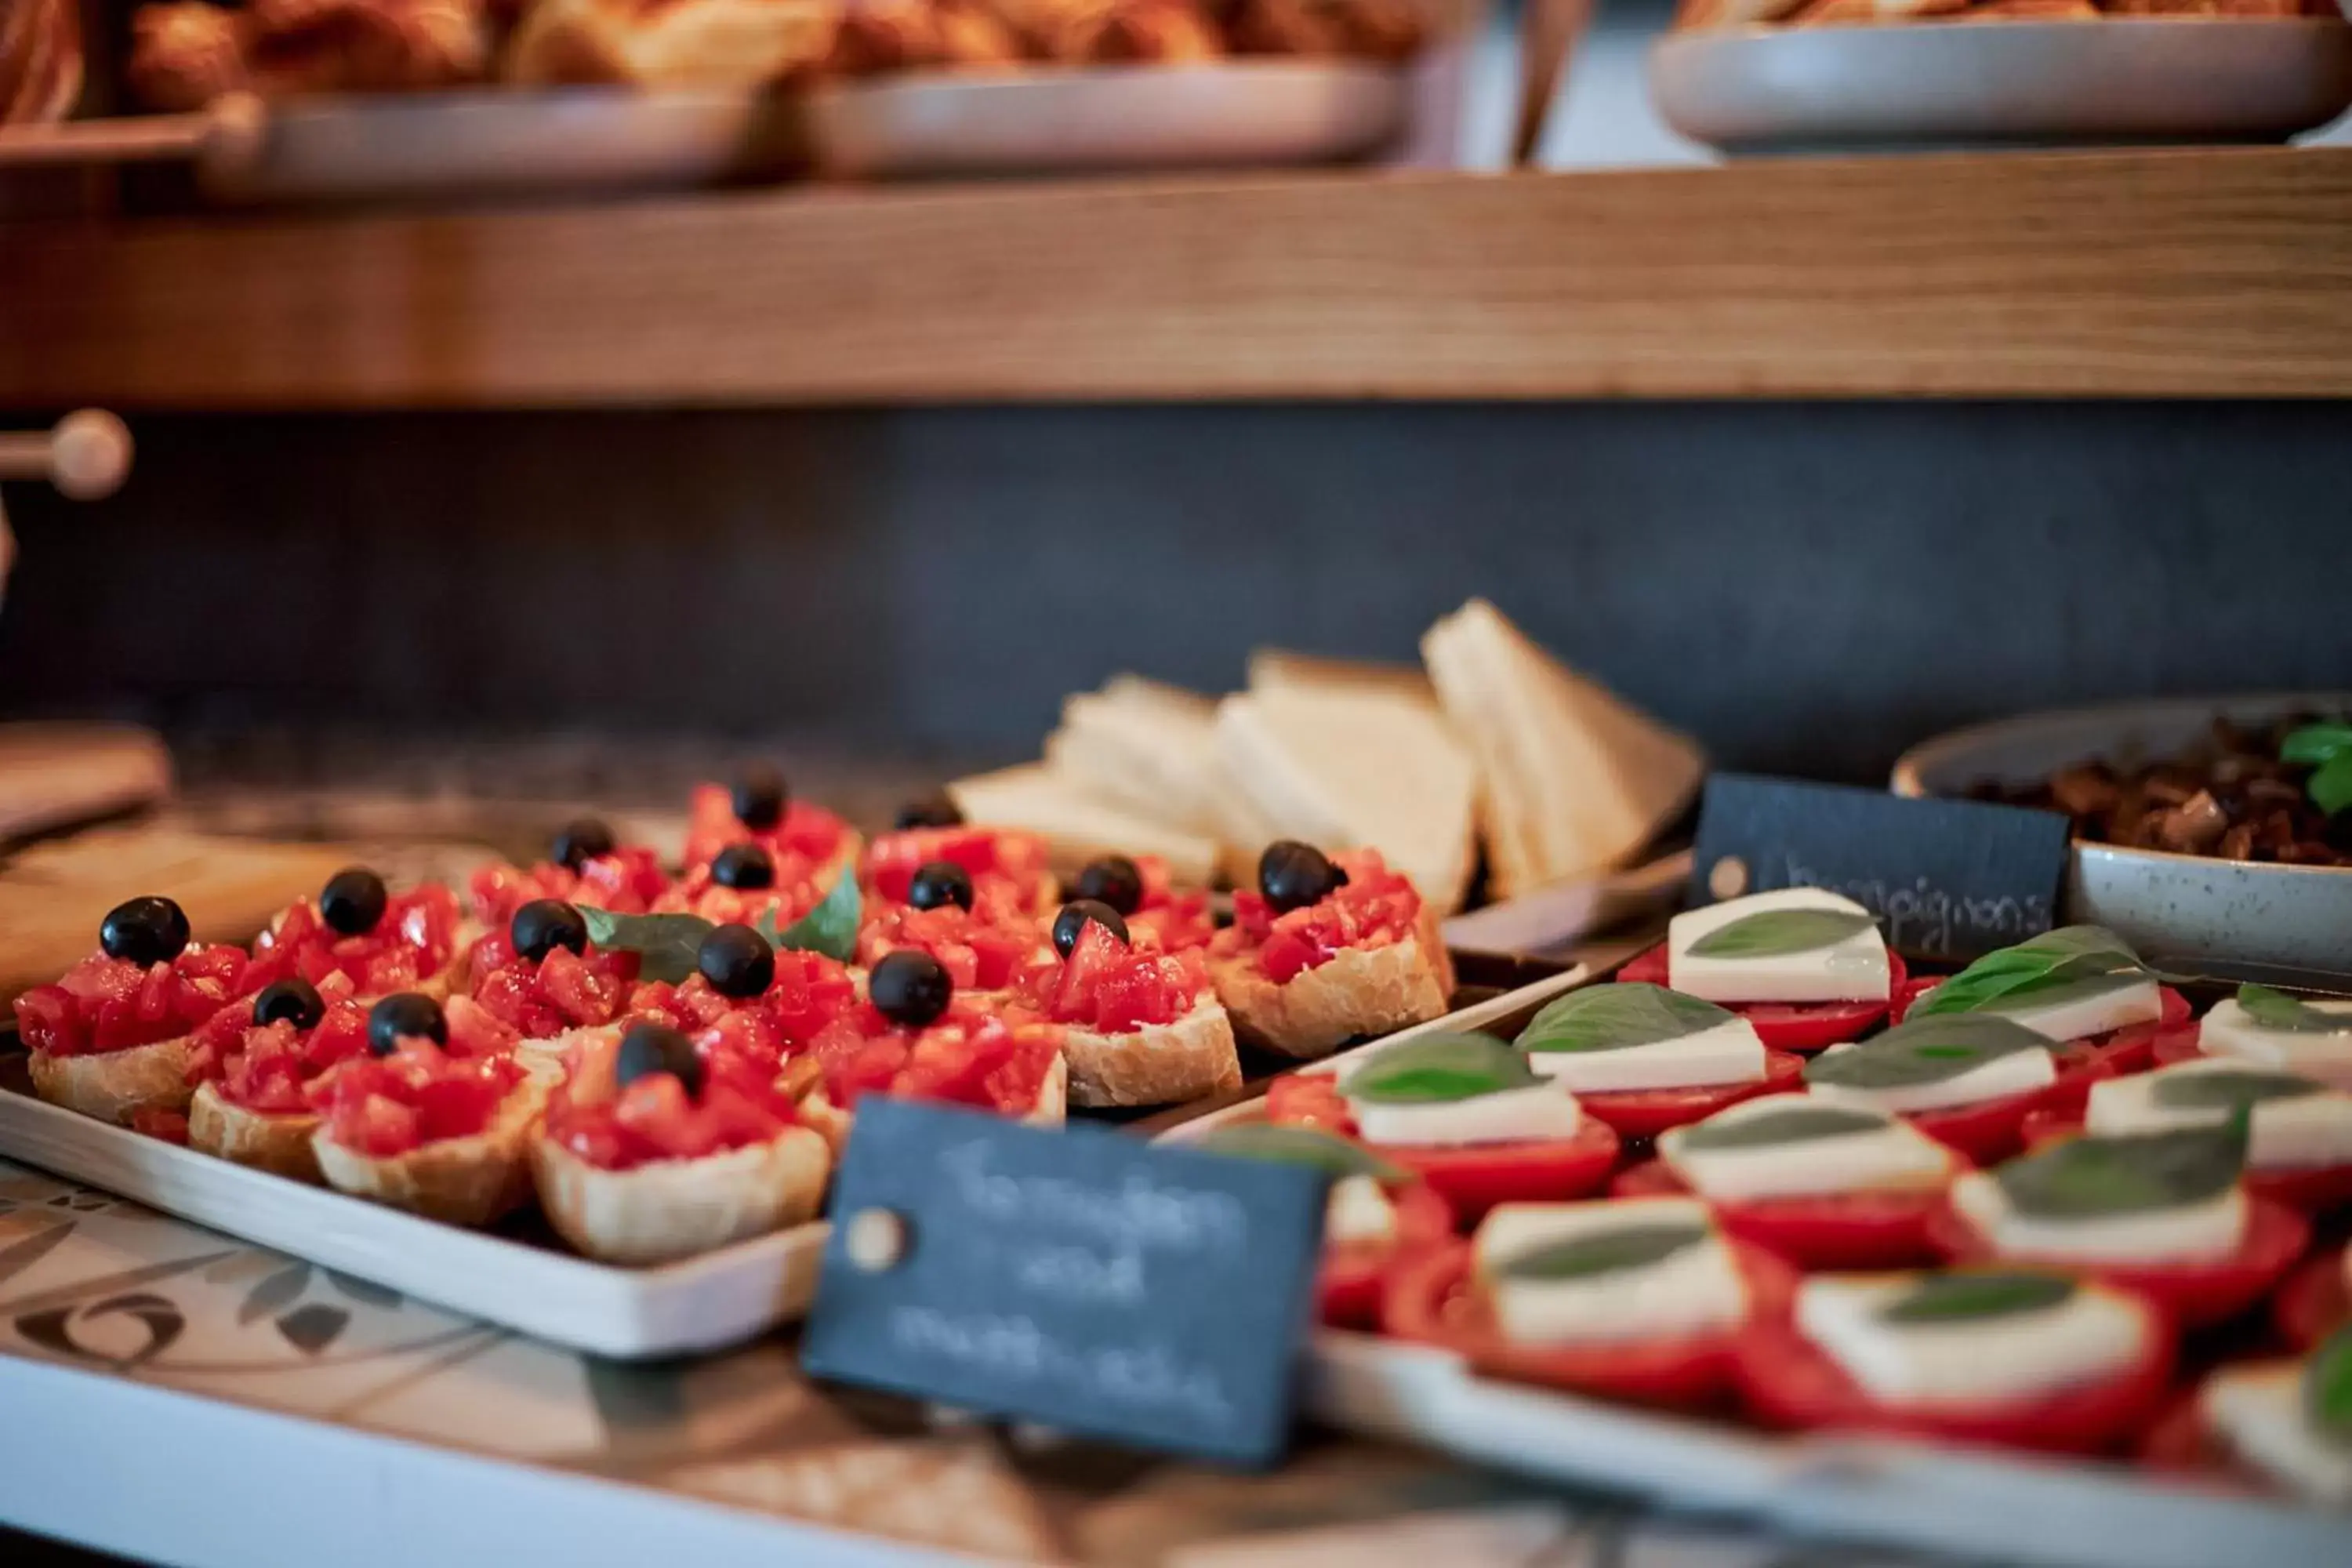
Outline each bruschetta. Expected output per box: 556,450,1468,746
1014,902,1240,1108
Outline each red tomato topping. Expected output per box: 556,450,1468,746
1618,945,1907,1052
2274,1246,2350,1351
1572,1051,1807,1141
684,783,853,875
15,944,256,1058
1735,1284,2174,1454
1320,1179,1455,1330
1384,1237,1795,1410
546,1033,801,1173
312,1042,525,1159
1124,856,1218,953
1611,1158,1953,1271
468,848,670,927
249,884,463,999
863,824,1055,922
627,950,860,1069
469,942,638,1040
188,991,375,1115
1215,851,1422,985
1012,921,1209,1033
807,1000,1062,1118
129,1107,191,1145
858,903,1041,993
655,859,835,930
1926,1194,2310,1330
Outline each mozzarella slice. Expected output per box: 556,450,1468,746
1951,1169,2248,1265
1668,887,1890,1006
2202,1359,2352,1505
1526,1015,1768,1093
1348,1080,1582,1149
2086,1060,2352,1172
1660,1097,1955,1202
1806,1041,2056,1115
1474,1198,1746,1346
1965,975,2163,1044
1798,1275,2150,1409
2199,997,2352,1090
1326,1174,1398,1247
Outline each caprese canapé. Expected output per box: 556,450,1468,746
1617,887,1900,1052
2085,1055,2352,1214
1512,982,1802,1139
1804,1012,2065,1163
2179,984,2352,1091
2194,1326,2352,1504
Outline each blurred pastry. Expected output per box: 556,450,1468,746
1671,0,1808,27
243,0,492,93
1788,0,1965,20
1049,0,1222,63
1229,0,1424,61
1951,0,2097,16
2,0,82,122
822,0,948,72
2103,0,2300,13
506,0,841,88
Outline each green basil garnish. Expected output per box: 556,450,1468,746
1804,1014,2049,1093
1346,1032,1537,1105
1993,1124,2245,1220
1198,1122,1408,1185
1879,1271,2074,1325
2149,1066,2323,1112
1496,1221,1709,1283
1675,1102,1888,1151
1908,926,2152,1019
576,907,716,985
1516,983,1735,1054
755,874,861,963
2305,1323,2352,1449
2236,982,2352,1036
1686,907,1879,960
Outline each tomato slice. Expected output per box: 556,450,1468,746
2274,1246,2350,1351
1902,1080,2070,1166
1319,1181,1456,1330
1617,946,1906,1052
1733,1293,2175,1455
1926,1195,2310,1330
1611,1159,1951,1270
1572,1051,1806,1142
1370,1119,1623,1222
1382,1237,1795,1410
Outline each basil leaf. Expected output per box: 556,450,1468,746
1347,1032,1537,1105
1677,1102,1888,1151
2311,754,2352,819
1803,1014,2049,1092
2237,983,2352,1036
1994,1124,2245,1219
1879,1271,2074,1325
2151,1066,2323,1112
1517,983,1735,1054
1496,1221,1709,1283
1686,908,1878,960
757,874,861,963
1198,1123,1408,1185
576,906,713,985
2281,722,2352,767
2305,1324,2352,1450
1909,925,2151,1019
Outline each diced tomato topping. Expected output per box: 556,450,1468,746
683,783,852,875
807,1000,1062,1118
1123,856,1217,952
1012,921,1207,1033
15,943,256,1058
470,942,638,1040
469,848,670,927
129,1108,190,1145
863,825,1054,922
546,1029,802,1173
1213,851,1421,985
625,950,860,1073
312,1044,524,1159
858,902,1041,992
247,884,462,999
655,858,837,931
188,989,375,1116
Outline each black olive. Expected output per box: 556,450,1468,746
1259,840,1342,914
1052,898,1129,959
711,843,776,891
1071,855,1144,916
319,867,390,936
732,767,788,831
615,1021,703,1099
100,895,191,966
907,860,975,913
895,794,963,830
368,993,447,1057
252,977,326,1032
869,950,953,1028
550,817,615,872
512,899,589,964
698,923,775,1000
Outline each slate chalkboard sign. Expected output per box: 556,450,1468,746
798,1098,1329,1468
1689,773,2073,962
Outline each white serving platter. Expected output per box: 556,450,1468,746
1651,18,2352,155
0,1056,826,1359
1440,849,1690,960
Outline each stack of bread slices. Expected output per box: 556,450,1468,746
946,598,1705,914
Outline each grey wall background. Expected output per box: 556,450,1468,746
1,402,2346,784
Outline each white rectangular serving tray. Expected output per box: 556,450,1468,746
0,1060,826,1359
1156,971,2352,1568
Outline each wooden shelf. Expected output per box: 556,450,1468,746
6,147,2352,408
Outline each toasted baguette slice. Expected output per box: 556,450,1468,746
312,1070,550,1228
1214,683,1478,914
1210,903,1454,1059
533,1123,830,1265
1062,996,1242,1109
188,1082,325,1183
798,1052,1070,1154
947,763,1219,888
1421,598,1704,902
27,1035,195,1125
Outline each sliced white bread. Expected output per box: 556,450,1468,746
28,1034,196,1126
1214,681,1479,915
1061,996,1242,1108
532,1123,831,1265
1046,676,1226,839
1421,598,1704,902
947,762,1219,888
1210,902,1454,1059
